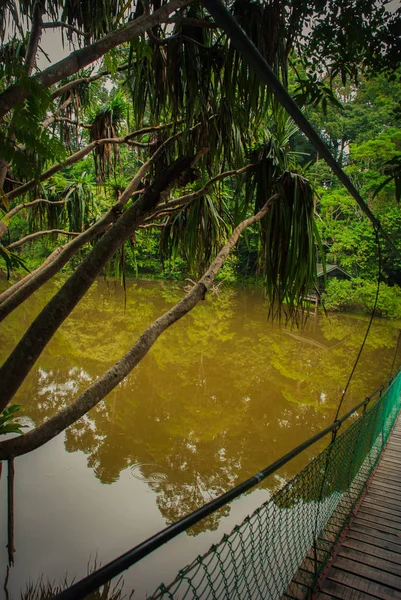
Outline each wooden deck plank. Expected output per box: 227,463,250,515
381,449,401,457
317,578,379,599
377,464,401,473
361,500,401,519
353,513,401,534
380,457,401,467
365,486,401,501
377,461,401,472
332,556,401,592
342,536,401,561
337,545,401,577
373,473,401,485
326,566,401,599
379,468,401,478
346,528,401,553
373,479,401,491
358,508,401,528
364,492,401,511
359,503,401,519
376,467,401,477
369,481,401,495
350,521,401,545
368,485,401,502
376,463,401,472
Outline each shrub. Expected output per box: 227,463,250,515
322,278,401,319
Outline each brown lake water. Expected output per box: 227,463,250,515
0,278,400,598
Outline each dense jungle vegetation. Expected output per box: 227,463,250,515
0,0,400,449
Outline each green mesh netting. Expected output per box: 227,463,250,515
148,372,401,600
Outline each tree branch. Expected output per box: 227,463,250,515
51,116,92,129
149,164,255,217
42,21,92,38
0,0,194,119
24,1,45,76
4,197,71,222
167,16,217,29
0,195,278,458
51,71,113,100
7,229,80,250
41,97,72,128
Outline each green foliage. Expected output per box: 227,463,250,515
0,404,26,435
323,278,401,319
1,79,65,181
0,242,30,276
294,0,401,85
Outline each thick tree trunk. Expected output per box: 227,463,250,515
0,0,194,120
0,157,194,413
0,195,278,459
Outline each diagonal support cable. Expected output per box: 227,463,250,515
202,0,401,261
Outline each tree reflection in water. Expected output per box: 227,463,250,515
1,279,399,534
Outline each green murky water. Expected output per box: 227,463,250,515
0,279,399,598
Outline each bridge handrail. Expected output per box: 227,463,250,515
52,372,399,600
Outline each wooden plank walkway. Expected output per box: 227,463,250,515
316,416,401,600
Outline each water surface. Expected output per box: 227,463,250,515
0,279,399,598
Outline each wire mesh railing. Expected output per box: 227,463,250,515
53,370,401,600
147,372,401,600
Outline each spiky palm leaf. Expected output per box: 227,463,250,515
89,94,127,181
126,1,289,173
160,194,231,275
263,172,321,319
64,171,94,232
29,171,94,234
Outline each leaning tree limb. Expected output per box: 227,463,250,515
0,0,194,120
0,207,116,320
50,66,128,100
42,21,92,39
6,229,80,250
0,156,195,413
0,194,279,459
41,97,72,129
3,197,72,222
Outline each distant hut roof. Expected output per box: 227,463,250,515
316,263,352,279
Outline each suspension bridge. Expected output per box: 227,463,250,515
46,1,401,597
53,369,401,600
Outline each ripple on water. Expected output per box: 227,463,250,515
130,463,168,483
